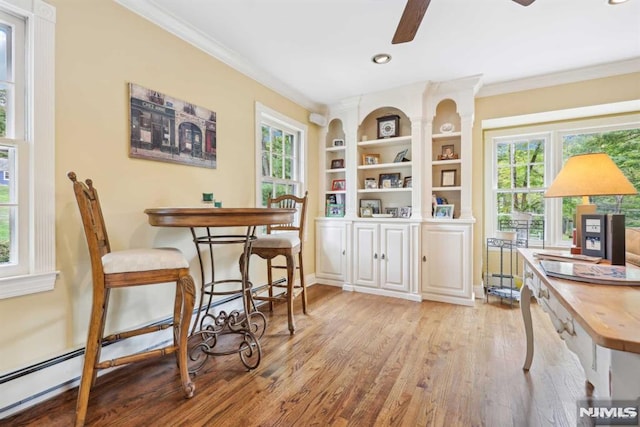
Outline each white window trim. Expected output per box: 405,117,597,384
483,100,640,248
254,101,307,207
0,0,56,299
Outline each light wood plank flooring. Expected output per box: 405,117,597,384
3,284,588,426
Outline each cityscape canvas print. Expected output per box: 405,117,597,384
129,83,217,169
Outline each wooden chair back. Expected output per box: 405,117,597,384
266,191,308,246
68,171,111,280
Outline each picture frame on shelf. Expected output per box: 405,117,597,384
360,207,373,218
330,159,344,169
332,138,345,147
403,176,412,188
385,207,399,218
400,206,412,218
362,153,380,165
331,179,346,191
438,144,458,160
379,172,401,189
326,204,345,217
376,115,400,139
364,178,378,189
393,148,409,163
360,198,381,214
434,204,454,219
441,169,456,187
326,194,337,204
582,214,606,258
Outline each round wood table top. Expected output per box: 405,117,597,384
144,207,296,228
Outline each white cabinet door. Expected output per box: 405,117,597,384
380,224,410,292
315,220,347,282
421,222,474,306
353,222,379,288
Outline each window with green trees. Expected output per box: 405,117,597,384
488,116,639,247
255,103,306,214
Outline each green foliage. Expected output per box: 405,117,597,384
563,129,640,228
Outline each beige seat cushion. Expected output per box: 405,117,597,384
102,248,189,274
626,227,640,267
252,232,300,249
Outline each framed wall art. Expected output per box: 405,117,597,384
129,83,217,169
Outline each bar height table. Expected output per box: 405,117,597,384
144,207,295,372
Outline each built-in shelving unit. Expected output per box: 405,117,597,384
316,77,481,305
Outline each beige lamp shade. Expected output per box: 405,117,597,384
545,153,638,198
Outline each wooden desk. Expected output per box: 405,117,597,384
145,207,295,371
519,248,640,399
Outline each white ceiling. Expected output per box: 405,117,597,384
118,0,640,110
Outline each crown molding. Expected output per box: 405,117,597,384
114,0,322,112
477,58,640,98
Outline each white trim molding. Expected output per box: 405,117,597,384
114,0,321,112
0,0,58,299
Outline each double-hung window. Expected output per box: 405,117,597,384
0,1,56,299
255,102,306,208
485,104,640,248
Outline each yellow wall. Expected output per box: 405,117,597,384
0,0,637,376
0,0,319,373
472,72,640,286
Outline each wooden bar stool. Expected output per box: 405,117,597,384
68,172,196,426
250,191,308,334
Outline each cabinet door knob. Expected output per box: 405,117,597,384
422,256,426,262
525,272,534,279
381,254,385,260
342,250,345,255
538,287,549,299
374,253,378,259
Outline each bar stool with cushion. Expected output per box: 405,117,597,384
68,172,196,427
251,191,308,334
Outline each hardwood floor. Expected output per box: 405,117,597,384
3,285,588,426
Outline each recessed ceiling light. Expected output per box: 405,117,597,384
608,0,629,4
372,53,392,64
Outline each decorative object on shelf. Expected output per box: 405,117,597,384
379,172,401,189
403,176,412,188
400,206,412,218
393,148,409,163
385,207,399,218
582,214,606,258
360,198,381,214
330,159,345,169
362,153,380,165
434,204,454,219
440,169,456,187
360,207,373,217
331,179,346,191
332,138,345,147
326,204,345,217
544,152,637,255
364,178,378,189
376,115,400,139
439,122,455,133
372,213,393,218
438,144,458,160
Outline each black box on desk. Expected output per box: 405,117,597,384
606,214,625,266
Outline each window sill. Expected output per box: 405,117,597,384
0,271,58,299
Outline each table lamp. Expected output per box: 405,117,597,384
544,152,637,254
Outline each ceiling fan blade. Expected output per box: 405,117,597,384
512,0,536,6
392,0,431,44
